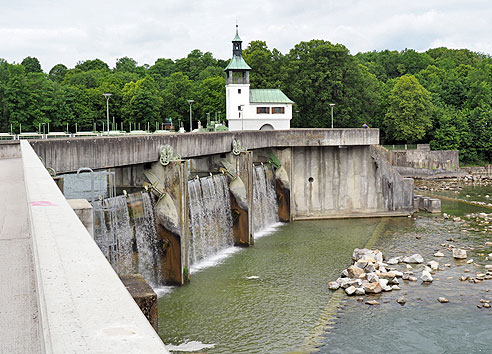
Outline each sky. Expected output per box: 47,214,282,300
1,0,492,72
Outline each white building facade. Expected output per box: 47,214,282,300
225,27,294,131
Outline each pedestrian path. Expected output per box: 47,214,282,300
0,157,40,354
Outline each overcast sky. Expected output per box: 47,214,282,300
1,0,492,72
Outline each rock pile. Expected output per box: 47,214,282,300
329,248,432,298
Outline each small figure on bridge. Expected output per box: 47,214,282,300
362,123,369,129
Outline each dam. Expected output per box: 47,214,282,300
0,128,415,353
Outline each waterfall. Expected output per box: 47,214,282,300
92,191,162,287
127,192,162,286
253,165,279,234
188,174,234,267
92,195,133,272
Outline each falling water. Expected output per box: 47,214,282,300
127,191,162,286
188,174,234,267
253,164,279,234
92,191,162,287
92,195,133,273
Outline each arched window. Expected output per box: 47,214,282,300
260,124,274,131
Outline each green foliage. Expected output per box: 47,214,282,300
1,42,492,164
21,56,43,73
384,75,433,143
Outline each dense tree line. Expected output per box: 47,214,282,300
1,41,492,163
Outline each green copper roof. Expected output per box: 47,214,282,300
224,55,251,71
250,89,294,104
233,33,242,42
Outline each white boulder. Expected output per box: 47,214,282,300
421,270,434,282
452,248,467,259
403,254,424,264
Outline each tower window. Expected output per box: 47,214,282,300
257,107,270,114
238,89,241,94
238,106,242,111
272,107,285,114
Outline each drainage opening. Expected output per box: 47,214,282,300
308,177,314,183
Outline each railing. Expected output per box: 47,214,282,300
383,144,418,151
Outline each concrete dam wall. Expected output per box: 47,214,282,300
292,145,413,218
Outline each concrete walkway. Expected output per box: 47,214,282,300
0,158,41,353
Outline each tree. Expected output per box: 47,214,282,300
75,59,110,72
384,75,433,143
115,57,138,73
49,64,68,83
21,56,42,73
243,41,281,88
121,76,163,128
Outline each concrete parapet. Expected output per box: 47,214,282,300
30,129,379,173
20,141,169,353
414,194,441,213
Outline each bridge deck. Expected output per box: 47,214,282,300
0,158,41,353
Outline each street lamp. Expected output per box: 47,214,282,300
103,93,112,135
187,99,195,132
329,103,335,129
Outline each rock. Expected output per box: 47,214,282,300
428,261,439,271
485,265,492,270
484,303,491,308
377,272,396,280
396,296,406,305
453,217,461,222
424,266,433,273
346,265,365,279
345,286,356,296
479,299,490,303
390,277,400,285
366,273,379,283
453,248,467,259
355,260,368,269
341,269,349,277
382,285,393,292
392,285,401,290
438,297,449,303
406,264,413,270
378,266,388,273
408,276,418,282
365,300,379,305
403,254,424,264
434,251,445,257
393,271,403,277
466,259,474,264
355,288,365,295
402,273,410,280
363,282,382,294
421,270,434,282
387,257,400,265
365,263,377,273
328,281,340,290
352,248,383,263
443,213,449,219
336,277,352,288
378,279,389,288
444,264,451,267
460,276,468,281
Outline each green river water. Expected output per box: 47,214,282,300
158,187,492,354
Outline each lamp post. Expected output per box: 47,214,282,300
329,103,335,129
187,99,195,132
103,93,112,135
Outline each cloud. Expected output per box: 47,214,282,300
1,0,492,71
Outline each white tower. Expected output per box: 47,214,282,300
225,26,251,130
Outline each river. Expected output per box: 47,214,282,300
158,183,492,353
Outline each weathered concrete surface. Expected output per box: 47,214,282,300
30,129,379,173
0,140,21,159
67,199,94,237
389,149,459,171
20,141,169,353
292,145,413,218
119,274,158,332
0,157,41,354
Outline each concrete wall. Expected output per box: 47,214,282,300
20,141,169,354
292,145,413,218
0,140,21,159
30,129,379,173
389,149,459,171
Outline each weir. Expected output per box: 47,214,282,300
0,129,417,353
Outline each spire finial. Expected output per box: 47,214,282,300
236,22,238,35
